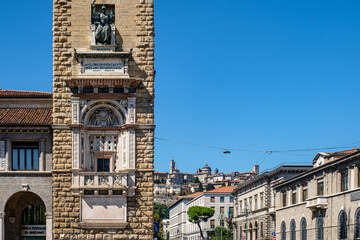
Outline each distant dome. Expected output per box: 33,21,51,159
202,163,211,173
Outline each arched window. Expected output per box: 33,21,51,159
339,211,347,239
316,216,323,240
300,218,307,240
260,221,264,238
290,219,296,240
281,221,286,240
355,208,360,239
21,204,46,225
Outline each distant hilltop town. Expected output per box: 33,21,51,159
154,158,259,196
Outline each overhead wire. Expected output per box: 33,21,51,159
155,137,360,154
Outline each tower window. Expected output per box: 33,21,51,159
97,159,110,172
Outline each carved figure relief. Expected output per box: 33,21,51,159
88,108,119,126
92,2,114,45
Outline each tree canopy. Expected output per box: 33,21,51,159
154,203,170,219
187,206,215,239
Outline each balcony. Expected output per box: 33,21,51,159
306,197,328,211
71,171,136,196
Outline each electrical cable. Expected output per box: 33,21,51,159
155,137,360,154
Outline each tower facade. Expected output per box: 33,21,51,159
52,0,155,239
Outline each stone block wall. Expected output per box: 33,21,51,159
53,0,155,239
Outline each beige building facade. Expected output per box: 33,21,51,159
232,165,311,240
274,149,360,240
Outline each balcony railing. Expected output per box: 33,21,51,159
73,172,128,189
306,197,327,211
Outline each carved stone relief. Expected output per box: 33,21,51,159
73,130,80,169
88,108,120,126
129,129,135,169
0,141,5,171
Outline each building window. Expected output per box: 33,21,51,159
220,207,224,214
341,171,348,192
316,216,323,240
290,219,296,240
339,211,347,239
230,197,234,202
230,207,234,215
355,208,360,239
249,198,252,210
210,219,215,229
300,218,307,240
21,204,46,225
317,181,324,196
239,200,242,214
211,197,215,202
303,188,308,201
97,158,110,172
254,196,258,210
292,191,297,205
220,197,224,203
260,194,264,208
281,221,286,240
282,192,287,207
12,142,39,171
260,222,263,237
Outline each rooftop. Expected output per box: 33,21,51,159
0,108,52,125
0,89,52,98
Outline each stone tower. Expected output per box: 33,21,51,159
52,0,155,239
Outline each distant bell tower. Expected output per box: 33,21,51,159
170,158,175,174
52,0,155,239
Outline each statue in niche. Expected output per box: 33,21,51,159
92,1,114,45
88,108,120,126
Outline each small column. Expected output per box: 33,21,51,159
299,185,304,202
0,212,4,240
46,212,52,240
354,166,359,189
5,139,11,171
39,139,46,171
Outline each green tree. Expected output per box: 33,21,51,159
187,206,215,240
198,182,203,192
193,177,200,183
154,179,161,184
205,183,215,191
166,231,170,240
214,226,232,240
154,203,170,219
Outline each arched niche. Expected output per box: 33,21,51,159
81,100,127,126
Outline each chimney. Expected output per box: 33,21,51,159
252,165,259,174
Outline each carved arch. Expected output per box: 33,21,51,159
80,100,127,126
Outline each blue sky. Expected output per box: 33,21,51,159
1,1,360,174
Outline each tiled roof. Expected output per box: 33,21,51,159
205,186,236,194
181,192,203,198
0,90,52,98
0,108,52,125
326,148,359,156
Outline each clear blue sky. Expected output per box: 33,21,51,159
1,1,360,174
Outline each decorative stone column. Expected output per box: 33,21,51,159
39,138,46,171
5,139,10,171
354,165,359,189
299,185,304,202
0,212,4,240
46,212,52,240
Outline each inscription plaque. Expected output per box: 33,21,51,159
84,62,123,72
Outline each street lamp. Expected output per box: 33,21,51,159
241,207,251,240
218,214,226,240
